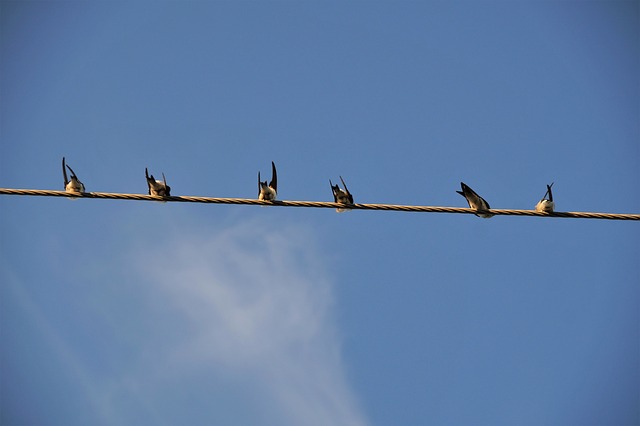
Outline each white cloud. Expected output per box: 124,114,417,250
128,218,368,426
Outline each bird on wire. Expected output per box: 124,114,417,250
456,182,493,218
145,167,171,197
62,157,85,194
330,176,354,212
258,161,278,201
535,182,555,213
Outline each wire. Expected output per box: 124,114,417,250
1,188,639,221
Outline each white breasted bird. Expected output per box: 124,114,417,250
258,161,277,201
62,157,85,193
535,182,555,213
456,182,494,218
146,168,171,196
330,176,354,212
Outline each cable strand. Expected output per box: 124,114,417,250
1,188,638,221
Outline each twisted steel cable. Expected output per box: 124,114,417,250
1,188,638,220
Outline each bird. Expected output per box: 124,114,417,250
146,168,171,196
456,182,494,218
258,161,277,201
62,157,85,193
535,182,555,213
330,176,354,212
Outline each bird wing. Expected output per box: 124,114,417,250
145,168,152,195
62,157,69,186
330,180,339,202
270,161,277,192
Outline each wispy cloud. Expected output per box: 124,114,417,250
2,217,367,425
128,218,368,426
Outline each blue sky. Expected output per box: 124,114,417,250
1,1,638,425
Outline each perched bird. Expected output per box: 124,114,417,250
456,182,494,218
330,176,354,212
62,157,85,193
535,182,555,213
258,161,277,201
146,168,171,196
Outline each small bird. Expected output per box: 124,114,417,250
146,168,171,196
330,176,354,212
535,182,555,213
456,182,493,218
258,161,277,201
62,157,85,193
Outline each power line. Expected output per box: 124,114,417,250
1,188,639,221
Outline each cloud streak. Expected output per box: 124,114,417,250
129,219,367,426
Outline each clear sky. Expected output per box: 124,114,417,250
1,1,638,425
